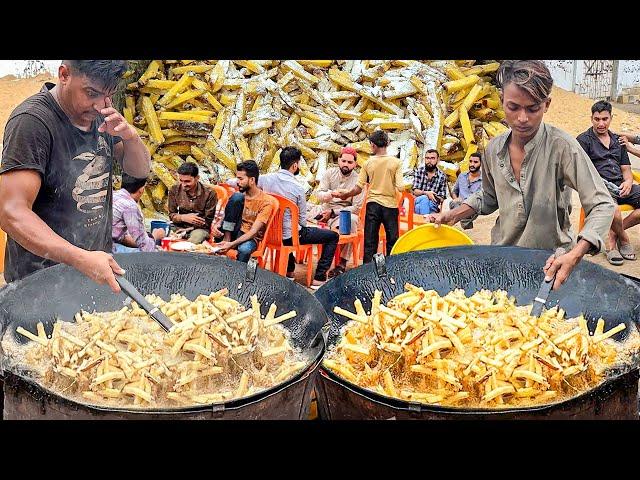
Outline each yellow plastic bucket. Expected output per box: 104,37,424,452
390,224,473,255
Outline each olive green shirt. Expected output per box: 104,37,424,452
464,123,615,253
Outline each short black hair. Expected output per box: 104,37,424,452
425,149,439,157
237,160,260,183
469,152,482,162
591,100,612,115
63,60,128,91
121,173,147,193
177,162,199,177
369,130,389,148
280,146,301,170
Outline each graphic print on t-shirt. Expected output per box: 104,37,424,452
71,135,111,227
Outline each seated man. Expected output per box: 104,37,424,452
577,101,639,265
448,152,482,229
412,149,448,215
168,162,217,244
112,174,166,253
216,160,276,262
309,146,364,277
260,146,339,289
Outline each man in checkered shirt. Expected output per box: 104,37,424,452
412,149,448,214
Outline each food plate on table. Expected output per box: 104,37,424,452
169,241,196,252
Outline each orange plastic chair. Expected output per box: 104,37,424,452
218,182,237,197
399,191,432,235
266,194,320,287
577,171,640,231
225,195,279,269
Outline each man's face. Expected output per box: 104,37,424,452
469,156,481,173
178,174,198,193
236,170,252,192
424,152,439,171
338,153,356,175
60,66,116,125
502,83,550,142
591,110,612,135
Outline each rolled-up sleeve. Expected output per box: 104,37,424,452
464,160,498,216
561,140,615,253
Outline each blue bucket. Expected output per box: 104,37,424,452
339,210,351,235
150,220,170,235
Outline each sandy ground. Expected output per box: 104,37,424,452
2,79,640,288
0,73,55,138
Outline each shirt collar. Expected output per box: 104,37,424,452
497,122,547,158
278,169,296,178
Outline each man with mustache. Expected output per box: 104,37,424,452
309,146,364,277
448,151,482,229
412,149,448,215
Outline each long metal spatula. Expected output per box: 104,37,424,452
115,274,173,332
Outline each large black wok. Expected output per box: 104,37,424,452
314,246,640,420
0,253,327,420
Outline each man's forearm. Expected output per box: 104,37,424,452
449,203,476,223
121,135,151,178
1,207,87,269
570,238,593,259
230,229,257,248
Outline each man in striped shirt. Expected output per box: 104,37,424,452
112,174,165,252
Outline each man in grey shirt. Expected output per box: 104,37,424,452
259,146,339,289
427,60,615,291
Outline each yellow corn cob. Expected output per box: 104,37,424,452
282,60,319,85
202,92,223,112
170,64,214,76
123,107,134,125
209,62,225,93
297,60,333,68
462,83,485,112
141,96,165,144
443,75,480,93
444,109,460,129
151,182,167,205
459,106,475,146
152,162,177,189
157,73,194,106
235,136,252,160
233,60,265,75
158,111,211,124
164,89,206,110
212,108,226,140
444,64,466,80
146,79,177,90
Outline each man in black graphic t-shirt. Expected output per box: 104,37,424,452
0,60,151,292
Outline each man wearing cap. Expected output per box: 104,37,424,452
310,146,364,277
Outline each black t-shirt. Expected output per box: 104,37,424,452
576,127,630,185
0,82,122,283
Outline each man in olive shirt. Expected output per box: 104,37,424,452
168,161,217,244
333,130,404,263
427,60,615,290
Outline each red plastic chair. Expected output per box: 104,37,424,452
265,194,322,287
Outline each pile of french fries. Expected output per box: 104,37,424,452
324,284,637,408
122,60,507,218
4,288,307,408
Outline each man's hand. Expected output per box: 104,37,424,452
151,228,166,240
543,250,579,291
620,179,633,197
425,191,436,201
210,223,224,239
331,189,349,200
216,241,234,253
96,97,137,140
73,250,125,294
319,210,332,223
180,213,206,227
424,211,455,226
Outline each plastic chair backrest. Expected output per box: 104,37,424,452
267,194,302,247
254,195,279,256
